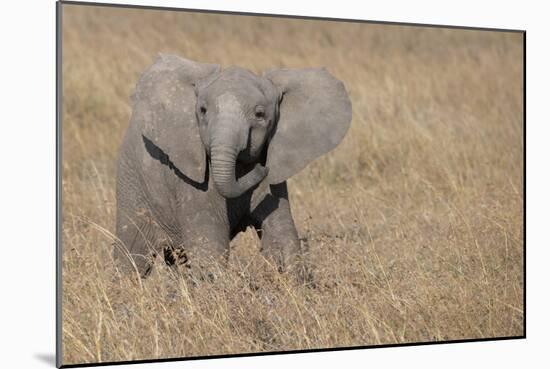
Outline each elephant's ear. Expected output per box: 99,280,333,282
263,68,352,184
131,54,220,182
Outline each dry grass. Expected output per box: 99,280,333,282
60,4,524,366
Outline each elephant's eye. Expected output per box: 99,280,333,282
255,107,265,119
200,106,207,115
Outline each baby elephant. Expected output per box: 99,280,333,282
114,54,352,279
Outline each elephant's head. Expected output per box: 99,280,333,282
193,67,277,198
135,55,352,198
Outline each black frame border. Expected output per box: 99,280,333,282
56,1,63,367
55,1,526,368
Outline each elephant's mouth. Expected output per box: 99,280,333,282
236,148,255,164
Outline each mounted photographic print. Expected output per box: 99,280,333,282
57,1,525,367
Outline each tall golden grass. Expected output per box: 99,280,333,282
61,4,524,365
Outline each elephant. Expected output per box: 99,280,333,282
113,54,352,280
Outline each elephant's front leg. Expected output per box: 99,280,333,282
251,182,304,276
179,208,231,280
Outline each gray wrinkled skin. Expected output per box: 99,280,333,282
114,54,352,279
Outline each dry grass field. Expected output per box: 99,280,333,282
60,4,524,366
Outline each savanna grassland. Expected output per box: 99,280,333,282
60,4,524,366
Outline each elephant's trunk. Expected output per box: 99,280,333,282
210,144,268,198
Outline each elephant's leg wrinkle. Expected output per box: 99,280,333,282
251,182,302,273
179,209,231,281
261,213,301,273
